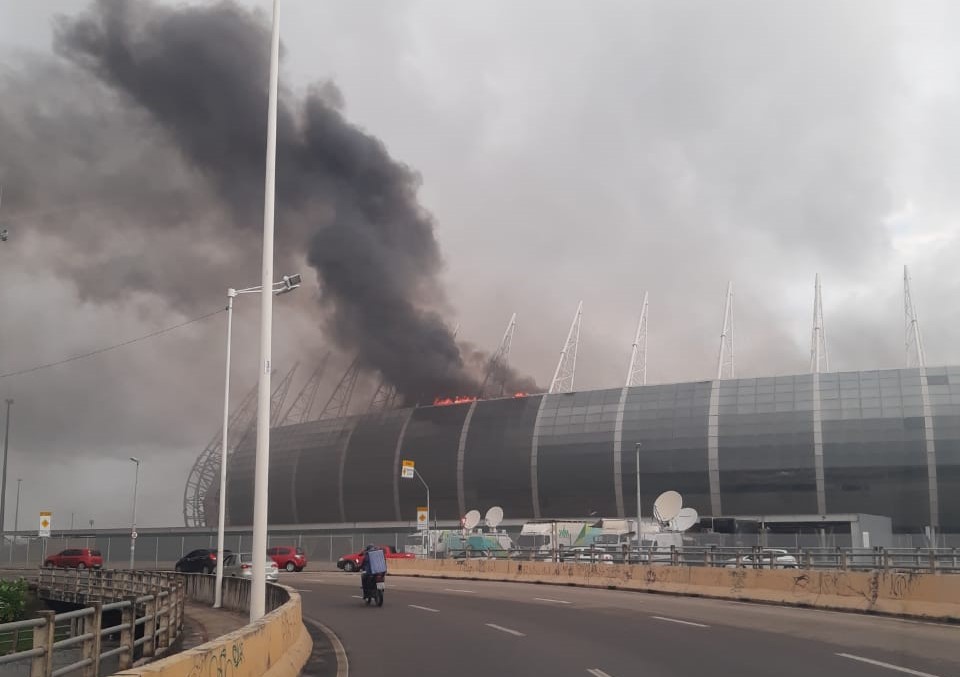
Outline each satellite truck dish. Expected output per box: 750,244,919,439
485,506,504,529
653,490,683,523
672,507,699,532
463,510,481,531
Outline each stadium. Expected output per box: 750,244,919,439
184,274,959,542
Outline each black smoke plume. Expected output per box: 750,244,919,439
53,0,537,402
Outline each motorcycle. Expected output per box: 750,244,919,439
361,572,385,607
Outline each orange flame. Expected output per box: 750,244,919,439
433,395,478,406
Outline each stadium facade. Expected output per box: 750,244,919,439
224,366,960,535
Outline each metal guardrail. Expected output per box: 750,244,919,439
444,545,960,573
0,570,185,677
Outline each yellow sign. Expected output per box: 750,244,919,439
417,506,428,530
401,459,415,479
39,511,52,538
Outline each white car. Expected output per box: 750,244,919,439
223,552,279,582
724,549,798,569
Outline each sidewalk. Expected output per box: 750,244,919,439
181,601,248,650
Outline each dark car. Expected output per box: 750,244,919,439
174,548,230,574
44,548,103,569
267,546,308,572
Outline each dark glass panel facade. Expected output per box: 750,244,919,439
226,434,255,526
267,424,324,524
821,370,929,531
536,389,621,518
397,404,471,522
342,409,411,522
718,374,817,515
291,418,355,523
463,395,542,517
621,382,712,518
931,367,960,533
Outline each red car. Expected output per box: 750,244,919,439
337,545,414,572
267,546,308,572
44,548,103,570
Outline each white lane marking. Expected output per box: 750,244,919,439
408,604,439,613
836,653,943,677
485,623,526,637
444,588,475,593
651,616,709,628
350,595,362,599
587,670,613,677
305,617,349,677
535,597,572,604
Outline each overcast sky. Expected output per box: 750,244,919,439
2,0,959,529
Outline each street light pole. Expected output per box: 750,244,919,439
129,457,140,569
214,290,236,609
251,0,281,622
9,478,20,564
414,469,430,557
214,277,298,610
1,399,12,540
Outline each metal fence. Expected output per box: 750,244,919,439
1,527,957,571
449,545,960,573
0,570,290,677
0,570,185,677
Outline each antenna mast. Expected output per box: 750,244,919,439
479,313,517,398
549,301,583,394
625,292,649,387
905,265,926,368
716,282,734,380
810,274,829,373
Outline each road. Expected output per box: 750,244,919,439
290,569,959,677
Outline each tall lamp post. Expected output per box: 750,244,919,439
9,478,20,564
214,275,300,609
129,457,140,569
1,399,12,542
250,0,282,622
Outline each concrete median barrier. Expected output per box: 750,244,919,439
112,586,312,677
388,558,960,622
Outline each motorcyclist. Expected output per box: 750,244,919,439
360,544,379,598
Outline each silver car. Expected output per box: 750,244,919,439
223,552,279,582
724,548,798,569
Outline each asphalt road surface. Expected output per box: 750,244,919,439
290,569,959,677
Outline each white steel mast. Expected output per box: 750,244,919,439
904,265,926,368
716,282,734,380
810,273,830,373
625,292,649,387
549,301,583,393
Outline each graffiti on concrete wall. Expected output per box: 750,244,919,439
187,638,245,677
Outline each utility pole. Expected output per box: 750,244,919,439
0,399,12,539
9,478,21,564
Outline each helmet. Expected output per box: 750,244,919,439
364,544,376,552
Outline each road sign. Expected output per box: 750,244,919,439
39,511,52,538
401,459,415,479
417,506,428,530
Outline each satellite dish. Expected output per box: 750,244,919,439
485,506,504,529
653,491,682,523
463,510,481,531
672,507,699,532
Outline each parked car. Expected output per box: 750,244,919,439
267,545,308,572
44,548,103,569
337,545,415,572
223,553,279,582
174,548,230,574
724,548,798,569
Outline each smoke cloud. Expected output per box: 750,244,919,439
51,0,537,402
